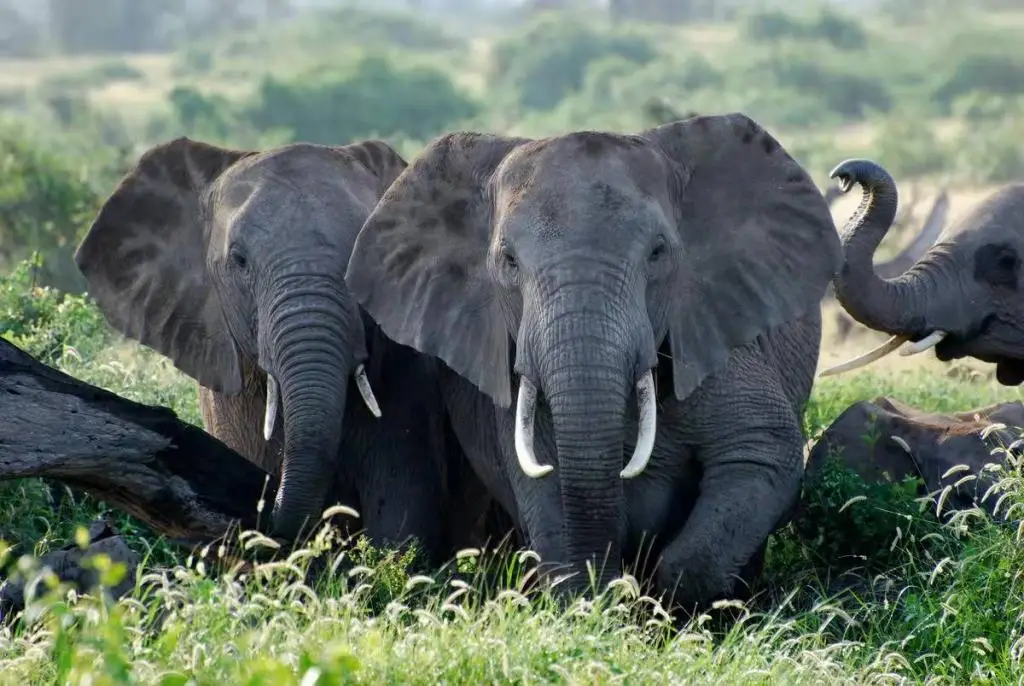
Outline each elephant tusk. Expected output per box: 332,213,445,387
621,370,656,479
818,334,909,377
899,330,947,356
264,374,279,442
354,364,382,418
514,376,553,478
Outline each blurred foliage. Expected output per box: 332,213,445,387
244,54,481,145
4,4,1024,292
0,255,110,365
487,16,658,113
0,121,111,293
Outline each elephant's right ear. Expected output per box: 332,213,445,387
74,137,253,394
346,132,528,408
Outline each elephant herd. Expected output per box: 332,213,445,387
68,112,1024,613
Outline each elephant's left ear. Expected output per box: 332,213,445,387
644,113,842,401
338,139,408,197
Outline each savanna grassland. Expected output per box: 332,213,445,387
3,1,1024,683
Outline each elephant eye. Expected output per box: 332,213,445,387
499,240,518,271
229,247,248,269
649,237,667,262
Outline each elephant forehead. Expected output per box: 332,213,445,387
494,145,673,244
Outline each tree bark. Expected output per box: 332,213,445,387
0,337,284,551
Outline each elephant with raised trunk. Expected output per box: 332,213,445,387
74,137,485,556
345,113,842,608
820,160,1024,384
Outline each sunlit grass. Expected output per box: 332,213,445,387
0,332,1022,683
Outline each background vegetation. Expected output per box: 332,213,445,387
2,0,1024,682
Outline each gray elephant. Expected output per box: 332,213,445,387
344,113,842,608
819,159,1024,384
807,396,1023,521
73,137,489,558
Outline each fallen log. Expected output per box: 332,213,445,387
0,336,281,550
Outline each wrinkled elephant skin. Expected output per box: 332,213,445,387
74,137,490,558
822,160,1024,382
345,113,842,611
807,396,1023,520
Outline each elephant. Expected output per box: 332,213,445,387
72,136,491,558
806,396,1023,521
344,113,842,609
819,159,1024,383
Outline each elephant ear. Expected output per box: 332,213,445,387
340,139,409,198
74,137,254,394
346,132,529,408
644,113,841,401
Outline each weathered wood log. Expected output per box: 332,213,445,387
0,337,282,550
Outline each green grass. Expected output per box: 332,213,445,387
1,308,1023,683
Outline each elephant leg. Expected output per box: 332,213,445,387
335,396,449,570
655,357,804,613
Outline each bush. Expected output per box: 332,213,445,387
741,8,868,51
793,453,948,573
0,120,104,293
752,53,892,120
0,255,110,365
930,53,1024,112
243,53,481,145
487,18,658,113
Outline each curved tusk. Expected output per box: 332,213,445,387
818,334,909,377
354,364,382,418
899,330,947,356
621,370,657,479
890,435,912,454
263,374,279,442
514,376,553,478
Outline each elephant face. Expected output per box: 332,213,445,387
821,160,1024,385
346,114,840,583
74,137,407,540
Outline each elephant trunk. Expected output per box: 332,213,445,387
820,160,945,377
266,282,355,542
521,286,656,594
831,159,928,334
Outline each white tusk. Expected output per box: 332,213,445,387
263,374,279,442
621,370,657,479
514,376,553,478
899,330,947,356
890,435,912,454
818,334,909,377
354,364,382,418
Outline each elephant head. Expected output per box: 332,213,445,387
74,137,407,540
345,113,840,587
820,160,1024,384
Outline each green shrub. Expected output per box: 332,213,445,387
0,255,110,365
0,121,104,293
741,8,868,51
930,53,1024,112
955,119,1024,184
244,53,480,145
793,452,948,573
752,53,892,120
487,18,658,113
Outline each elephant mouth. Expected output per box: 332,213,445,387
931,317,1024,385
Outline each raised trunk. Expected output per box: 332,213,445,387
266,288,353,542
832,160,930,334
